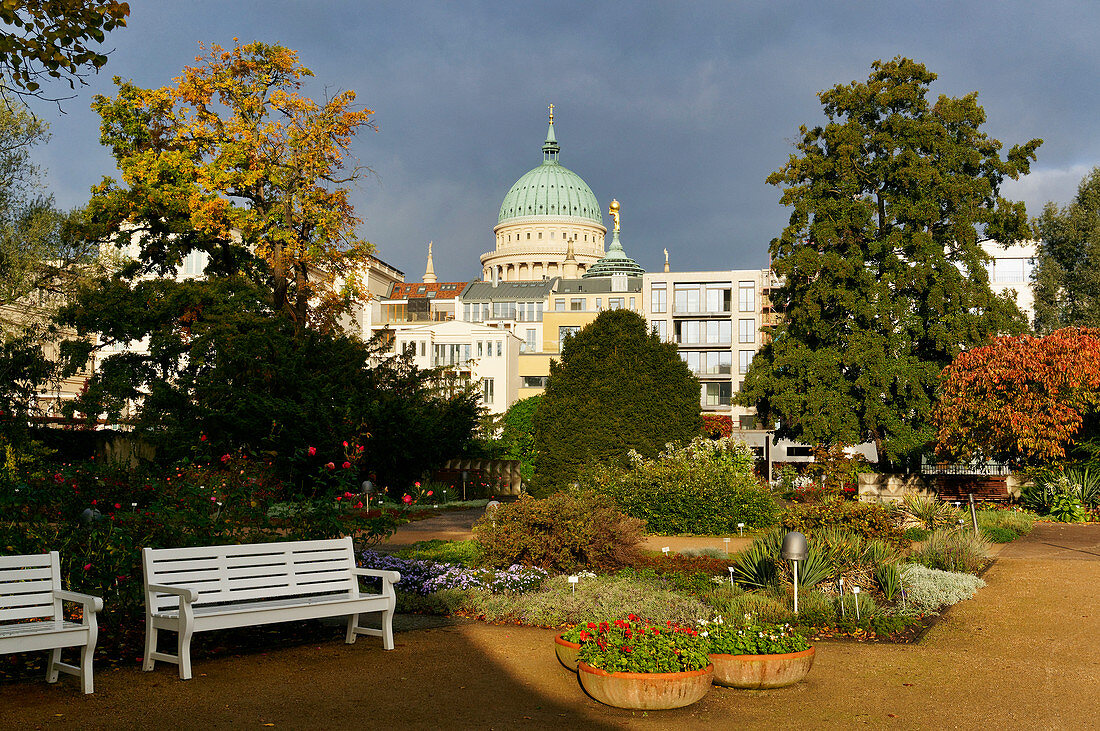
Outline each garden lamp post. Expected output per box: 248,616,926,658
781,531,808,614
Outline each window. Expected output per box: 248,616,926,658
485,341,492,357
674,284,701,313
595,297,602,310
706,287,731,313
558,325,580,350
704,382,732,407
497,341,502,356
482,378,495,405
527,232,531,240
707,351,732,374
477,341,483,358
651,283,667,313
739,350,754,374
651,319,667,341
463,343,471,362
570,298,584,311
739,318,755,343
181,250,209,276
609,297,624,310
629,296,635,310
787,446,813,458
738,282,755,312
679,351,700,374
704,320,731,344
739,415,757,430
493,302,516,319
522,376,547,388
420,341,426,357
463,303,471,321
525,328,537,352
554,299,565,312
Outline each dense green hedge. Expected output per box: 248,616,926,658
583,437,778,534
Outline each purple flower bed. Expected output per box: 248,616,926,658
360,550,547,595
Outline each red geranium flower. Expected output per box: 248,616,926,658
342,461,351,469
402,494,413,505
308,446,316,456
199,434,207,442
325,462,335,470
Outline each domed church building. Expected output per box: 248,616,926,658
482,106,608,282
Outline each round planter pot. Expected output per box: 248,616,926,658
554,634,580,672
577,661,714,710
708,646,815,689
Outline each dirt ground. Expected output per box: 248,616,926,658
2,523,1098,729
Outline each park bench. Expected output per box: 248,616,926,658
142,536,401,680
0,551,103,694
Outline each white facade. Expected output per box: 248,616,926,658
393,320,522,415
982,239,1037,325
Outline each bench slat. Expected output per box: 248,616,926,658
0,604,58,622
0,579,54,595
0,591,56,609
0,554,52,570
0,566,53,582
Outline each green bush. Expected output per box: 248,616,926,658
900,564,985,613
909,529,990,574
780,501,906,546
473,491,644,573
976,508,1037,538
903,526,931,542
584,437,778,534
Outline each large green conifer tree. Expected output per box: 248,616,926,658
533,309,701,492
739,57,1040,467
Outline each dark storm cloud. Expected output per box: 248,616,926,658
25,1,1100,281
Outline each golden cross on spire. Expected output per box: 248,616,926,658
548,103,554,124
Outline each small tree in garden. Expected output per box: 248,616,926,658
933,327,1100,466
532,310,701,493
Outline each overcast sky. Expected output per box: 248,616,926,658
24,1,1100,281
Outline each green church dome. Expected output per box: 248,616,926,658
497,118,603,225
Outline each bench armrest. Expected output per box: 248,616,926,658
353,567,402,585
54,589,104,613
146,584,199,603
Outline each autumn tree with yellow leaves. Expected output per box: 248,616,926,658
87,40,375,328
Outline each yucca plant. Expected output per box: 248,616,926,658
1065,465,1100,508
873,562,903,602
898,494,959,531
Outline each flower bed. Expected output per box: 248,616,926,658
359,550,547,594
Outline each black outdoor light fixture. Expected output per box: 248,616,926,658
781,531,808,614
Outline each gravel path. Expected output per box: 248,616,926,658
3,523,1097,729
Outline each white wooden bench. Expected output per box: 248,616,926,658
142,536,401,680
0,552,104,694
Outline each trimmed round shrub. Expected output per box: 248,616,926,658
473,491,644,573
583,437,778,534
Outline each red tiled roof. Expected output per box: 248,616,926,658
387,281,467,300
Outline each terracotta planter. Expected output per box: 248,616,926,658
554,634,580,672
708,646,815,689
577,661,714,710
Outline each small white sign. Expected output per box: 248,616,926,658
568,575,579,584
662,547,670,555
852,586,860,594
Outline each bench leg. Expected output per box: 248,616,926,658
381,606,395,651
345,613,359,644
143,623,158,671
46,648,62,684
79,641,95,694
178,626,194,680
